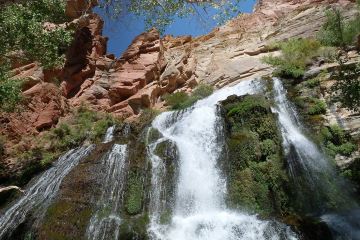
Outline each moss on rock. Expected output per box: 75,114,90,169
125,169,144,215
221,94,290,217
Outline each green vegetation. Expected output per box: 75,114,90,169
0,64,22,112
40,200,93,240
101,0,244,33
317,3,360,49
307,99,327,115
125,170,144,215
12,106,117,185
0,0,72,68
118,214,149,240
262,38,321,78
222,94,290,216
331,62,360,112
49,106,117,148
163,84,214,110
321,124,357,158
342,158,360,191
0,0,73,111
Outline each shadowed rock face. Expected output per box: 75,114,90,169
0,0,358,178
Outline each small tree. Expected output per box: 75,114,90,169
318,2,360,49
0,64,22,112
331,61,360,112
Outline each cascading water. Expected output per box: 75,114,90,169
86,143,128,240
0,145,94,239
148,80,297,240
272,78,360,239
103,125,116,143
272,78,355,212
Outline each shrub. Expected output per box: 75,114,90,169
0,64,22,112
125,171,143,215
226,95,269,118
318,4,360,48
331,63,360,112
163,84,214,110
191,84,214,99
305,78,320,88
317,46,337,62
163,92,189,110
307,99,327,115
321,124,358,157
337,142,357,156
260,139,277,158
222,94,290,216
262,38,321,78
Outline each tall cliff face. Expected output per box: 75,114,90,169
0,0,358,179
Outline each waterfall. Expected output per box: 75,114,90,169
148,80,297,240
0,145,94,239
272,78,355,212
86,143,128,240
103,125,116,143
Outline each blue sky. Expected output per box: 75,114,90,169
95,0,257,57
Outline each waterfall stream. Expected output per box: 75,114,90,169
86,125,129,240
147,80,297,240
272,78,359,239
103,126,116,143
272,78,355,210
0,145,94,239
86,143,128,240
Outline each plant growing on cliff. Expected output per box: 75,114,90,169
222,95,290,216
321,124,357,157
318,3,360,49
262,38,321,78
164,84,214,110
331,62,360,112
0,64,22,112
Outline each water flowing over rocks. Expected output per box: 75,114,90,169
1,0,360,239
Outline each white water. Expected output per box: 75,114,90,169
0,145,94,239
86,143,128,240
103,125,116,143
148,80,297,240
322,209,360,240
272,78,331,178
272,78,355,211
272,78,359,238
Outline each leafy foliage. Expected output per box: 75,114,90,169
0,64,22,112
307,99,327,115
331,62,360,112
163,84,214,110
125,170,143,215
0,0,73,68
262,38,321,78
0,0,73,111
222,94,290,216
318,4,360,48
321,124,357,157
100,0,244,33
